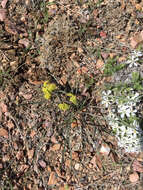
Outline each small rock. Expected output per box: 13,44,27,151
129,172,139,183
74,163,82,170
132,160,143,173
39,160,46,169
100,143,110,156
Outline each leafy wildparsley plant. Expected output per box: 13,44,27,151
103,56,125,76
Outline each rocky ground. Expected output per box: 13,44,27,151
0,0,143,189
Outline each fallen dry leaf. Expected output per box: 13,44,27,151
93,9,98,19
4,19,18,35
0,163,3,169
50,143,61,151
47,4,58,16
30,130,36,138
59,75,67,85
2,155,10,162
136,4,142,11
101,52,109,59
65,159,71,168
13,142,18,150
72,152,79,161
78,47,83,54
48,172,57,185
1,0,8,8
51,136,58,144
100,31,107,38
90,154,102,170
132,160,143,173
118,56,127,63
18,164,29,174
0,90,5,100
16,151,24,160
129,172,139,183
105,134,117,147
110,151,119,163
130,31,143,48
137,152,143,162
0,128,8,138
39,160,46,169
0,101,8,113
19,92,32,100
28,80,44,85
71,121,78,128
18,38,30,48
0,9,6,21
27,149,34,160
121,0,126,10
77,67,88,75
109,53,116,59
7,120,14,129
96,59,104,71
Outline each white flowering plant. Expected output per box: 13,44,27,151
101,51,143,153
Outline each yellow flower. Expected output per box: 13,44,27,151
43,81,57,92
58,103,70,111
67,93,77,105
42,81,57,100
42,86,48,93
43,80,49,87
44,91,51,100
46,83,57,92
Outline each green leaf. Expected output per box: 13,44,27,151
132,71,140,82
133,82,143,90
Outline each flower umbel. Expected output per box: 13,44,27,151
67,93,77,105
58,103,70,111
42,80,57,100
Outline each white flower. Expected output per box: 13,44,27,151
118,104,131,118
126,51,142,68
134,51,142,57
101,90,113,107
131,92,140,100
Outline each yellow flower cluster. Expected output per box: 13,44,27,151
66,93,77,105
58,103,70,111
42,81,78,111
42,81,57,100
